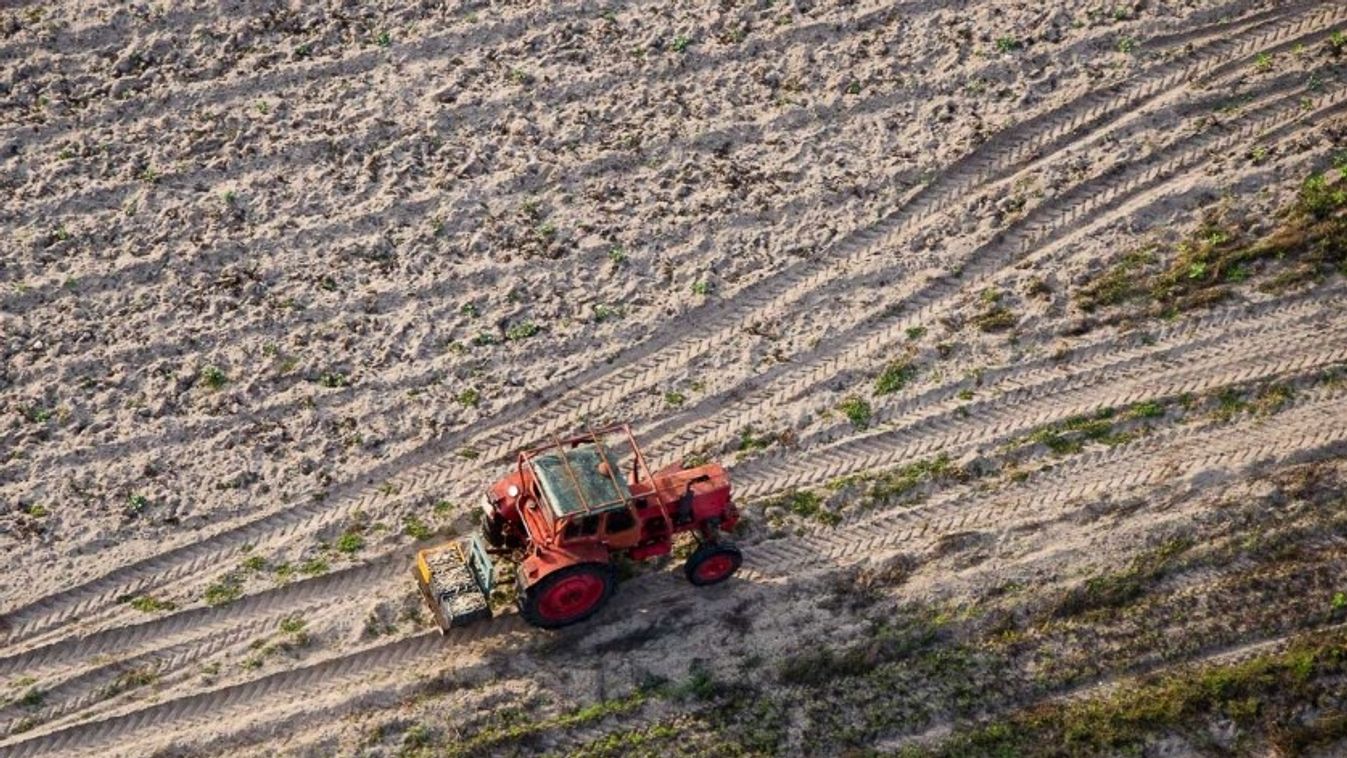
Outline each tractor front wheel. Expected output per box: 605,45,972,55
685,541,742,586
519,563,615,629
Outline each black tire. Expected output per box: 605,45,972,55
518,563,616,629
684,541,742,586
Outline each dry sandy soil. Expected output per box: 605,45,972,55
2,0,1347,755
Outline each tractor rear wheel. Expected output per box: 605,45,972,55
519,563,615,629
685,541,742,586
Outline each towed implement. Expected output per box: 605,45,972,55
414,424,741,630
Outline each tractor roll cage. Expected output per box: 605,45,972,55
520,424,655,521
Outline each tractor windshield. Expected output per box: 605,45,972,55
530,441,632,518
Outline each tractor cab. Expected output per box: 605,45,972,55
515,427,660,553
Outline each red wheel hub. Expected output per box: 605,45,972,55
536,572,605,622
695,553,736,582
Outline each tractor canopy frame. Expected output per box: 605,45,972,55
519,424,655,523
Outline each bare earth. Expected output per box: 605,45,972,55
2,1,1347,756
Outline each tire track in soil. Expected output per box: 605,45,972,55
2,285,1334,701
5,0,1282,429
4,388,1343,758
429,5,1347,475
11,305,1342,743
787,285,1344,457
0,2,1333,651
3,288,1337,727
734,331,1347,505
7,11,1305,549
638,74,1347,465
13,252,1342,672
8,65,1316,542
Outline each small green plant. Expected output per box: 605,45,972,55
1127,401,1165,420
995,36,1021,53
26,504,48,518
506,322,539,341
300,557,328,576
128,493,150,513
1253,383,1293,415
1329,30,1346,55
472,332,497,347
608,246,628,265
593,303,622,322
1214,388,1249,421
1298,172,1347,220
456,387,481,408
875,360,918,395
691,280,711,296
974,307,1017,332
1117,36,1137,54
737,427,773,455
376,31,391,47
839,395,873,430
18,688,44,708
402,723,436,750
1254,51,1273,72
906,326,927,341
255,100,269,115
317,371,348,388
299,556,330,576
664,390,687,407
203,576,243,606
1225,264,1251,282
404,516,433,541
459,302,478,318
279,615,307,635
128,595,176,613
106,667,159,696
768,489,839,526
845,80,861,95
335,531,365,554
1333,592,1347,610
671,35,691,53
199,364,227,390
23,406,53,423
240,555,267,572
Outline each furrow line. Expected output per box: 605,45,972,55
647,79,1347,463
0,557,404,678
0,2,1327,651
734,326,1347,497
5,392,1342,757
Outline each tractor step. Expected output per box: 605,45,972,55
415,537,495,633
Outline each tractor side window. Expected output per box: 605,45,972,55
604,508,636,534
564,514,602,540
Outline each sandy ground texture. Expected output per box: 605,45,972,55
2,0,1347,755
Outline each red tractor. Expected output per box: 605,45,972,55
415,424,742,630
